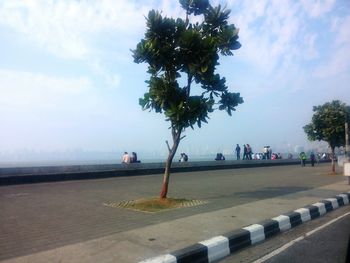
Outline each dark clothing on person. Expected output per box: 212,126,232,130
243,145,247,160
215,153,225,161
179,153,188,162
235,144,241,160
184,154,188,162
310,153,315,167
130,152,141,163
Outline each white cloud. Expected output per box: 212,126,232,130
300,0,335,18
0,0,163,90
156,0,184,18
231,0,303,76
303,34,319,60
313,15,350,78
333,15,350,47
89,60,122,89
0,0,151,59
0,68,128,152
0,69,93,111
313,46,350,78
224,0,346,97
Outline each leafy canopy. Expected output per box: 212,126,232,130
303,100,350,149
132,0,243,131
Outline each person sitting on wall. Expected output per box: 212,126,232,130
130,152,141,163
215,153,225,161
122,152,130,164
179,153,184,162
183,153,188,162
179,153,188,162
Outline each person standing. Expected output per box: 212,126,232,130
243,144,247,160
263,146,268,159
300,152,307,167
268,147,272,159
310,152,316,167
316,153,321,164
246,144,252,160
235,144,241,160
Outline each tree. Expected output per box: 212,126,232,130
132,0,243,198
303,100,350,173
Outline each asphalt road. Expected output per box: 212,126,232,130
220,205,350,263
0,163,346,260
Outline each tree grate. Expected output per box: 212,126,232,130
103,198,207,213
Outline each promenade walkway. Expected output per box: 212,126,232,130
0,163,348,262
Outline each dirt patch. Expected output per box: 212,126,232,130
103,197,207,213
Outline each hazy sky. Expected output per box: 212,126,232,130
1,0,350,159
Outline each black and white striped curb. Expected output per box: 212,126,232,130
139,192,350,263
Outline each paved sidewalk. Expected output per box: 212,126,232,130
1,179,349,263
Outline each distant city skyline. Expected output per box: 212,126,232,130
0,140,331,165
0,0,349,163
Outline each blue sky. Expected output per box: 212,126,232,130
0,0,350,161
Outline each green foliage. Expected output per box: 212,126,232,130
303,100,350,150
132,0,243,132
180,0,210,16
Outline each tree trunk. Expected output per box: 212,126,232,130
331,147,335,174
160,129,181,199
159,155,174,199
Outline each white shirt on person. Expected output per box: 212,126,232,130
122,153,130,163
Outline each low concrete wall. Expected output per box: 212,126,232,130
0,159,324,186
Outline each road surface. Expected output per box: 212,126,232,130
220,205,350,263
0,163,346,261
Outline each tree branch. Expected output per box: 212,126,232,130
186,74,192,98
165,140,171,153
180,135,186,141
171,128,177,142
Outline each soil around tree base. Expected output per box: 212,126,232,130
103,197,207,213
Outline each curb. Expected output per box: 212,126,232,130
139,192,350,263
